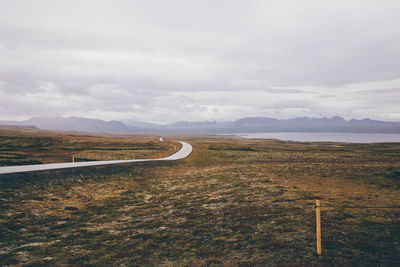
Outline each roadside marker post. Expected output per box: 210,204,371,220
310,203,400,257
316,200,322,256
72,156,74,163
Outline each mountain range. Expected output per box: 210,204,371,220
0,117,136,133
1,116,400,134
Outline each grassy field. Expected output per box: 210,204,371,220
1,129,400,266
0,127,176,166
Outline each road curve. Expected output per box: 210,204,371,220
0,141,192,175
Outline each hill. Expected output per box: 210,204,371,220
0,117,137,133
1,116,400,134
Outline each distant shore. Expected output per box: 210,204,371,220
225,132,400,143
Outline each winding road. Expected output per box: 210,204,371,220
0,141,192,175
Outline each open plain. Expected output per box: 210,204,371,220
1,128,400,266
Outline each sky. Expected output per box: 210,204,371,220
1,0,400,124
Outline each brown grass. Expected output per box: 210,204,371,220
0,132,400,266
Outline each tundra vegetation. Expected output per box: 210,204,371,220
0,127,400,266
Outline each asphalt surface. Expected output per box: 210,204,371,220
0,141,192,175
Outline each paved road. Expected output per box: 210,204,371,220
0,141,192,175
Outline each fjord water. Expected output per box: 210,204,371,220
236,132,400,143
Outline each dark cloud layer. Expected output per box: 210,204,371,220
1,0,400,122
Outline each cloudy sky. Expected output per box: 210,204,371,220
1,0,400,123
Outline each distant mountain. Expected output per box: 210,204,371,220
0,117,137,133
169,120,231,129
125,121,163,129
171,120,219,127
232,117,278,127
226,116,400,133
158,116,400,133
1,116,400,134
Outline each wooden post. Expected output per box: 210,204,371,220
72,156,74,163
316,200,322,256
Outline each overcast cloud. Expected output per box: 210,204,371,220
1,0,400,123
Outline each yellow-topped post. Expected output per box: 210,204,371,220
316,200,322,256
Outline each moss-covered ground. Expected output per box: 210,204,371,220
0,127,175,166
1,131,400,266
